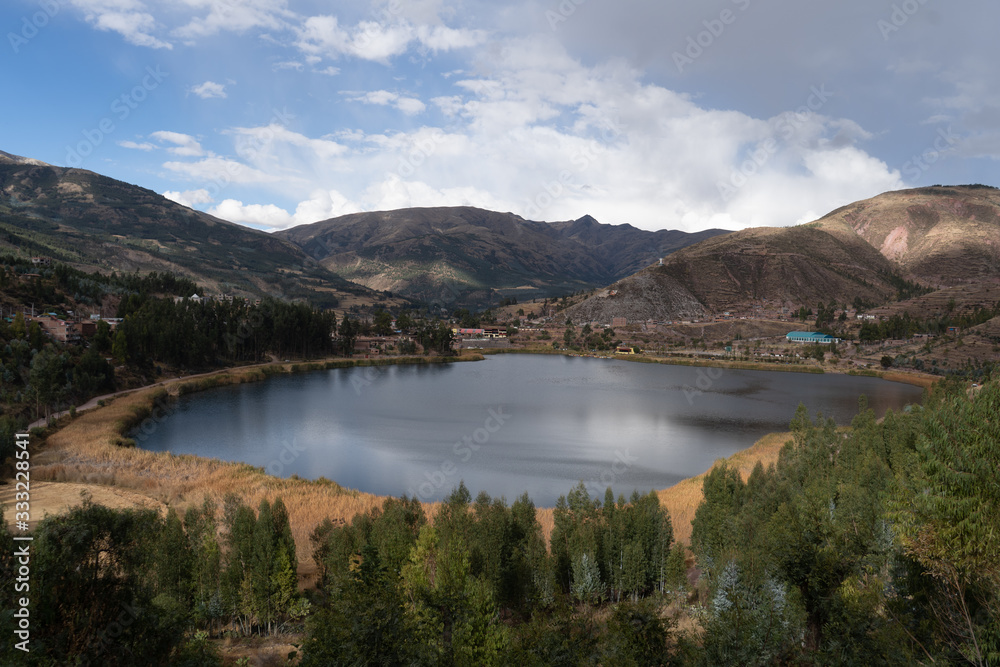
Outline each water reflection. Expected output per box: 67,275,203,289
141,356,924,506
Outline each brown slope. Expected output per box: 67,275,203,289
818,185,1000,287
568,220,902,322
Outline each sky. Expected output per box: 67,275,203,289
1,0,997,233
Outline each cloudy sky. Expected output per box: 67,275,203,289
2,0,997,232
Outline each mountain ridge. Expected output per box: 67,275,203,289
566,185,1000,323
275,205,729,306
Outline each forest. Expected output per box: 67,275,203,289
0,375,996,665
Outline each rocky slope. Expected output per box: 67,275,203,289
818,185,1000,287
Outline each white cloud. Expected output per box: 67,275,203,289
69,0,172,49
209,189,357,230
162,157,278,185
295,14,486,64
273,61,303,71
189,81,227,99
314,66,341,76
415,24,487,52
160,37,908,233
349,90,426,115
150,131,207,157
163,188,214,208
228,124,348,161
173,0,291,39
118,140,156,150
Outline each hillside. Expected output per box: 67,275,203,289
0,151,371,308
568,186,1000,323
275,206,727,307
568,219,905,322
818,185,1000,287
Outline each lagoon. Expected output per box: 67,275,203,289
139,355,924,506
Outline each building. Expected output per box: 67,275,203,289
452,328,485,337
615,346,636,355
786,331,841,345
612,317,627,328
30,257,51,267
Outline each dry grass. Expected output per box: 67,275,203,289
658,431,794,546
879,370,940,391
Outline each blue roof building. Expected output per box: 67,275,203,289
786,331,841,344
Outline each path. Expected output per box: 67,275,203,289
27,358,284,429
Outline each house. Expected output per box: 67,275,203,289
615,346,636,355
786,331,841,344
30,257,51,267
612,317,627,328
354,337,383,356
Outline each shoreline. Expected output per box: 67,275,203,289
484,346,940,391
14,348,932,561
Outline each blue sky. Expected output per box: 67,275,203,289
1,0,997,232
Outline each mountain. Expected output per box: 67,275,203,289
567,185,1000,323
817,185,1000,287
275,206,727,306
566,219,905,323
0,152,369,307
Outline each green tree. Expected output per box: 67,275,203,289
896,382,1000,665
31,501,186,666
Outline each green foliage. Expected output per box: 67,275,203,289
699,560,805,666
894,381,1000,664
689,382,1000,665
30,501,186,666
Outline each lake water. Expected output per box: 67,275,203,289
139,355,924,506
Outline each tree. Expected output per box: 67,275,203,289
112,327,129,364
896,382,1000,665
373,310,394,336
29,346,69,419
31,502,186,666
10,312,26,339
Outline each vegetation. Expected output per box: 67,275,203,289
690,379,1000,665
4,363,997,663
859,305,1000,343
0,495,306,666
